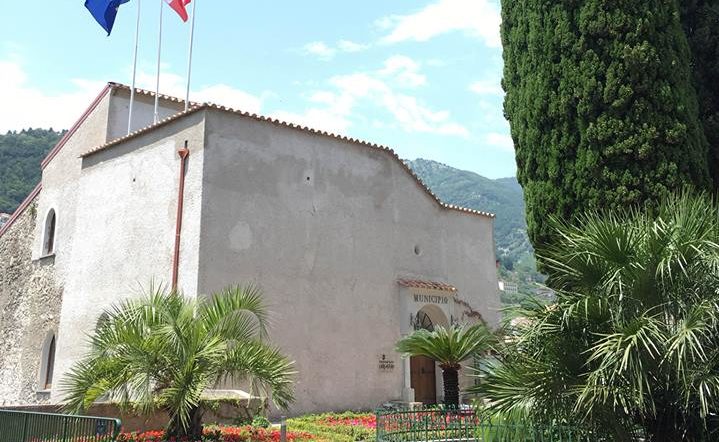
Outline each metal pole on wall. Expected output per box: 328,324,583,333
154,0,164,124
184,0,197,111
127,0,141,135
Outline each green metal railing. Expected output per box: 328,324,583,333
0,409,121,442
376,407,596,441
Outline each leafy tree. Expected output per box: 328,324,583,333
396,324,493,408
0,128,62,213
502,0,711,257
477,193,719,441
62,284,295,440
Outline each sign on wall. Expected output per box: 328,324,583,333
413,293,449,305
379,354,395,371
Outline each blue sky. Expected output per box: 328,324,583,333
0,0,515,178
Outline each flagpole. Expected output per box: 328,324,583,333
128,0,141,135
184,0,197,112
154,0,164,124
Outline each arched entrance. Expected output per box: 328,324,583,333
410,305,449,404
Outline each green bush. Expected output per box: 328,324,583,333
251,415,271,429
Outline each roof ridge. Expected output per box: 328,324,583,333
85,83,495,219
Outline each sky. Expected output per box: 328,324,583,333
0,0,515,178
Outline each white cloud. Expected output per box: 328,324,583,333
380,0,501,48
470,79,503,96
0,61,264,133
301,40,371,60
273,57,467,138
273,108,351,134
337,40,370,53
302,41,336,60
0,60,105,133
485,132,514,151
379,55,426,88
136,69,263,113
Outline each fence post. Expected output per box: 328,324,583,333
21,413,29,442
62,416,69,442
280,415,287,442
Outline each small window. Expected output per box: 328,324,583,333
42,209,56,256
44,336,56,389
39,333,56,391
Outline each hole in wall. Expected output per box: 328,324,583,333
306,176,311,181
414,245,422,256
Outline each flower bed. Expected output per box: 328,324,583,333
113,412,375,442
116,425,314,442
287,412,376,442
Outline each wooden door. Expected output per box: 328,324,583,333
410,355,437,404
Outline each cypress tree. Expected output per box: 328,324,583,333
502,0,711,255
681,1,719,189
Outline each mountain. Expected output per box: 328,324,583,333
0,129,63,214
408,158,532,267
408,159,545,305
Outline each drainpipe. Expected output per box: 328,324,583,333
172,141,190,291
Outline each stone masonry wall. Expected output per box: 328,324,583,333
0,199,63,406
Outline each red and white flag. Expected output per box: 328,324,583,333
165,0,191,22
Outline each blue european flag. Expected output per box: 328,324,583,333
85,0,131,35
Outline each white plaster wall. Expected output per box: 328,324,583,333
198,109,500,414
50,112,206,402
106,88,185,141
26,86,197,403
32,90,112,269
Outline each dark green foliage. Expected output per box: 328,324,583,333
477,193,719,441
502,0,711,256
681,1,719,189
0,128,62,213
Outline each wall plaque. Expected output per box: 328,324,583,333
379,354,395,371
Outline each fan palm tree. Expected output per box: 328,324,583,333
396,323,493,407
476,192,719,441
61,284,295,440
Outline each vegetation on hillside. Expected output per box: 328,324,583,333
409,159,543,305
478,193,719,440
0,128,62,213
409,159,531,267
502,0,711,258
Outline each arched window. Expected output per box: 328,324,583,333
39,332,56,390
42,209,56,255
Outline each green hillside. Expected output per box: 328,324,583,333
0,128,63,214
408,159,532,266
408,159,545,305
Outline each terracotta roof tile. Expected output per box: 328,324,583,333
82,83,495,220
397,279,457,292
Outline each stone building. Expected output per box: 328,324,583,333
0,83,500,414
